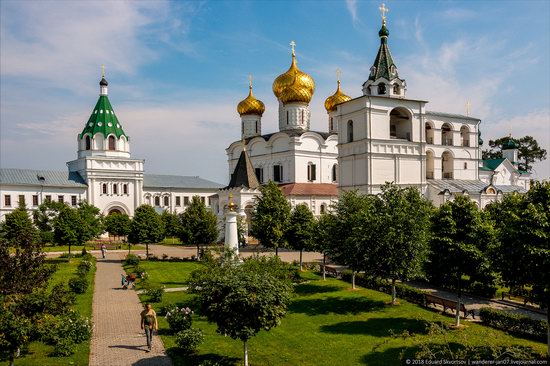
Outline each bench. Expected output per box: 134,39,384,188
323,266,342,279
425,293,475,319
501,292,534,306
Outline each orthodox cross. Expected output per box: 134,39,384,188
101,64,105,78
290,40,296,56
248,74,253,88
336,68,342,83
379,3,389,20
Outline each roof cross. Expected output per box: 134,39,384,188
101,64,105,78
379,3,389,20
290,40,296,56
336,68,342,82
248,74,253,88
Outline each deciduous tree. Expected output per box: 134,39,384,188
251,181,291,256
104,212,131,243
179,196,218,259
482,135,547,172
161,211,181,244
128,205,165,258
285,203,315,270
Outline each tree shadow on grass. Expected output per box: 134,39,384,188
294,282,343,296
361,346,418,366
131,355,173,366
320,317,430,337
165,348,240,366
289,296,385,315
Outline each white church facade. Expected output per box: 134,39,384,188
0,75,223,221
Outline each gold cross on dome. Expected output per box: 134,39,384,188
379,3,389,20
248,74,253,88
336,68,342,82
290,40,296,56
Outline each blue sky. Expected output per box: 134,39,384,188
1,0,549,182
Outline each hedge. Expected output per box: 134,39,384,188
479,307,547,342
340,272,427,305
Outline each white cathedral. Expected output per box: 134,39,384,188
0,6,530,225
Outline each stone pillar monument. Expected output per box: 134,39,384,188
224,193,239,255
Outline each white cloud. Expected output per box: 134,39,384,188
439,8,477,22
345,0,358,24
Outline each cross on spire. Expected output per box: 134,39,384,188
379,3,389,21
336,68,342,83
290,40,296,56
101,64,105,78
248,74,253,88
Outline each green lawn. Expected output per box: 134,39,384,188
130,262,547,366
125,260,203,289
1,256,96,366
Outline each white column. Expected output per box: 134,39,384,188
224,210,239,255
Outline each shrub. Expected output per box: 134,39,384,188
165,306,193,333
69,276,88,294
175,328,204,354
47,283,75,315
145,285,165,303
479,307,547,341
78,260,93,273
340,273,427,304
124,254,140,266
18,291,48,318
39,311,92,347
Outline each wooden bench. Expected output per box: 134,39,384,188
425,294,475,319
323,266,341,279
501,292,534,306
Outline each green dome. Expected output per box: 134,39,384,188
379,24,389,38
502,139,519,150
80,95,127,139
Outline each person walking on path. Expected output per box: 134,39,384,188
101,244,107,259
140,303,158,352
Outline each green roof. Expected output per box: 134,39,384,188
482,158,506,171
80,95,127,139
502,139,520,150
369,21,400,82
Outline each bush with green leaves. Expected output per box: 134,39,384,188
145,284,165,303
165,306,193,333
50,337,76,357
78,259,93,273
38,311,92,351
124,253,140,266
47,283,76,315
0,308,33,364
175,327,204,354
479,307,547,341
68,276,88,294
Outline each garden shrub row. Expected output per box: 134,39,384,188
479,307,547,342
340,272,428,305
69,255,94,294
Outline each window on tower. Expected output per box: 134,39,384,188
113,184,118,195
108,136,116,150
286,111,289,125
347,120,354,142
255,121,258,134
154,196,160,206
378,83,386,95
393,84,400,95
255,167,264,184
164,196,169,207
330,117,333,131
102,184,108,194
273,164,283,182
332,164,338,182
85,135,91,150
123,184,128,195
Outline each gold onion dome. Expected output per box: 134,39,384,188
237,85,265,116
272,47,315,100
324,80,351,113
280,71,313,104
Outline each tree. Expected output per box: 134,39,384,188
314,212,337,280
104,212,131,244
482,135,547,172
361,183,432,305
428,195,497,326
179,196,218,259
0,308,33,366
76,201,104,241
32,200,64,244
328,190,375,289
161,211,181,244
2,204,39,247
188,253,293,366
128,205,165,258
250,181,291,256
53,205,84,255
487,181,550,356
285,203,315,270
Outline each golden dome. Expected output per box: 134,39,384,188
280,74,313,104
324,80,351,113
272,54,315,100
237,85,265,116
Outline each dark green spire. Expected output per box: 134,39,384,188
368,19,399,81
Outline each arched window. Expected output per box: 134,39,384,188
460,125,470,147
286,110,289,125
425,122,434,144
154,196,160,206
113,184,118,195
108,136,116,150
393,84,400,95
330,117,334,131
347,120,354,142
255,121,258,134
332,164,338,182
307,163,316,181
442,151,454,179
442,123,453,146
320,204,326,214
378,83,386,95
301,110,304,124
102,183,108,194
123,184,128,195
164,196,169,206
390,108,412,140
85,135,91,150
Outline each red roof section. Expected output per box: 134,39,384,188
279,183,338,196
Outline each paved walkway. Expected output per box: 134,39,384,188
89,252,172,366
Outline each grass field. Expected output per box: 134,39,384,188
128,261,547,366
0,256,96,366
125,260,203,290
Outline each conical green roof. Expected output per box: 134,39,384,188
369,21,399,82
80,94,127,139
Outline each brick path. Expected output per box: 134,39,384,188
89,252,172,366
